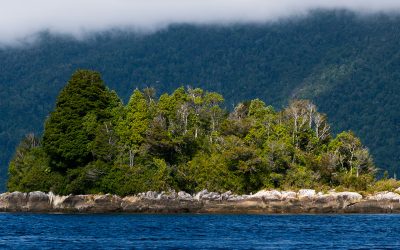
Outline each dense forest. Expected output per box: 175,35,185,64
2,11,400,190
8,70,376,195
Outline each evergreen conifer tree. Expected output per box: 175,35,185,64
42,70,116,170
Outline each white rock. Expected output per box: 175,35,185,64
177,191,192,200
297,189,316,199
281,191,297,199
194,190,209,200
157,190,178,200
28,191,48,199
202,192,221,201
227,195,248,201
157,191,165,199
221,191,233,200
139,191,159,199
369,191,400,201
252,190,282,200
334,192,363,201
48,192,69,208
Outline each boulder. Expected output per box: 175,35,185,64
297,189,316,199
334,192,363,202
0,192,28,211
91,194,122,212
251,190,281,200
177,191,192,201
48,192,70,209
221,191,233,200
368,192,400,201
227,194,249,201
159,190,179,200
27,191,51,211
194,190,209,200
143,191,159,200
60,195,95,211
202,192,221,201
281,191,297,199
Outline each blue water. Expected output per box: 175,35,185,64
0,214,399,249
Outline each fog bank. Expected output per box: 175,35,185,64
1,0,400,45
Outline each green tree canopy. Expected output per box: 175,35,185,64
42,70,118,170
9,71,378,195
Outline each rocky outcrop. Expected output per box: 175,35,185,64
1,189,400,213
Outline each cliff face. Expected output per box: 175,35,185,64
1,189,400,214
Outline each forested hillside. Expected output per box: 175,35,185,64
1,10,400,189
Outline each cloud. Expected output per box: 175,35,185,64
1,0,400,45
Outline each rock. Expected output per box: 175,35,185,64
251,190,281,200
202,192,221,201
49,192,69,209
297,189,316,199
335,192,363,202
177,191,192,201
227,194,249,201
137,191,161,200
368,192,400,201
395,187,400,193
91,194,122,212
194,190,209,200
166,190,178,199
157,191,166,200
158,190,179,200
60,195,93,211
281,191,297,199
0,192,28,211
313,191,362,208
0,193,8,210
27,191,51,211
1,189,400,213
221,191,233,200
146,191,159,200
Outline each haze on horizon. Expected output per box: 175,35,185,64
1,0,400,45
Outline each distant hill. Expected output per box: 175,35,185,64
1,10,400,190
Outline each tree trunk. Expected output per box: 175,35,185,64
129,149,134,167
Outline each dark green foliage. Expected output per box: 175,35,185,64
3,11,400,190
7,71,377,195
7,134,64,192
42,70,119,170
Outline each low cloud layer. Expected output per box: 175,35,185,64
1,0,400,45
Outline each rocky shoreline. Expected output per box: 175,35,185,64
1,189,400,214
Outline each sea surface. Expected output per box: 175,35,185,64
0,214,399,249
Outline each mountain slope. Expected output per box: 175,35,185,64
1,10,400,189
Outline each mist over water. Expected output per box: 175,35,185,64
2,0,400,45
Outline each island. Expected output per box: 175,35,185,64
4,70,400,214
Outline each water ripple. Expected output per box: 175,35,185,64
0,214,399,249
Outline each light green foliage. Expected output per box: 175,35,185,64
329,131,375,177
369,179,400,193
8,71,378,195
115,89,150,166
179,151,242,193
117,89,150,147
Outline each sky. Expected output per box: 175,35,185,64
1,0,400,45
